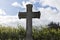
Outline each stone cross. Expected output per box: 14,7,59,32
18,4,41,40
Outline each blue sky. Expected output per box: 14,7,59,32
0,0,21,15
0,0,60,28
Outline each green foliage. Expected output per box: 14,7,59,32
0,25,60,40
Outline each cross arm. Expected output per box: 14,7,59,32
18,12,26,19
32,11,41,18
18,11,41,19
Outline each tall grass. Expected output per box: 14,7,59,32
0,25,60,40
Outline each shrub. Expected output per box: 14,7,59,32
0,25,60,40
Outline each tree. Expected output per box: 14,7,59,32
48,22,60,29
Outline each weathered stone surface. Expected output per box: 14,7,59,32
18,4,41,40
18,12,40,19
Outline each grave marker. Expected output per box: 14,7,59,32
18,4,41,40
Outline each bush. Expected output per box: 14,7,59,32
0,25,60,40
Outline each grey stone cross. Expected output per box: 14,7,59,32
18,4,41,40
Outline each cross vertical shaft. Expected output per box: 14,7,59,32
26,4,33,40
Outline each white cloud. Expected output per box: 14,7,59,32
0,15,26,28
39,8,60,22
12,1,32,8
12,2,22,7
2,0,60,27
0,9,6,15
32,7,60,26
41,0,60,11
22,1,32,8
39,0,60,23
29,0,40,3
32,0,60,26
0,16,18,23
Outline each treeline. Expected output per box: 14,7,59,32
0,22,60,40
